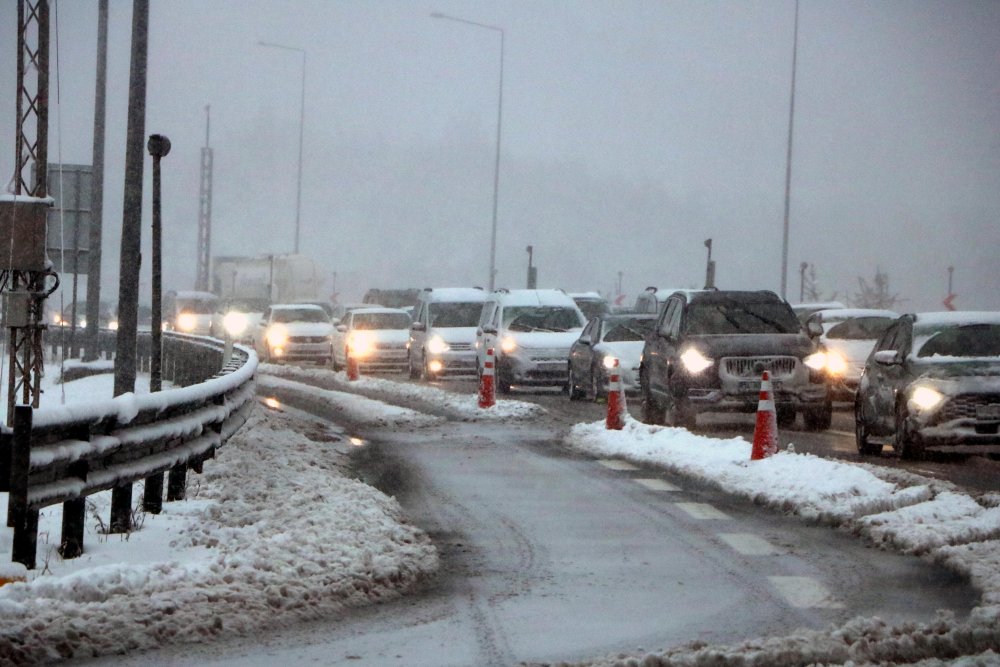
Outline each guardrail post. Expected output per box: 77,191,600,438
143,472,164,514
166,464,186,501
109,483,133,534
59,498,86,558
10,406,38,569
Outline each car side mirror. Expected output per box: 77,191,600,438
482,325,498,336
873,350,901,365
411,321,426,332
578,336,591,346
336,324,347,333
806,321,823,338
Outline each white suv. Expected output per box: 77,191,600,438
408,287,486,380
475,289,586,393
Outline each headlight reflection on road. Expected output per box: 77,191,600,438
263,397,282,410
349,436,365,447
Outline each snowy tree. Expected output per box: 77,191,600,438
852,267,902,309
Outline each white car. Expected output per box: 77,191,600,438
475,289,586,393
253,304,334,364
331,307,412,373
408,287,486,380
568,313,656,399
211,297,270,342
805,308,898,400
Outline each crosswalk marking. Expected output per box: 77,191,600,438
597,459,640,471
768,576,844,609
675,502,730,520
717,532,778,555
633,478,680,492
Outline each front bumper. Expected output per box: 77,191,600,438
356,347,408,372
907,395,1000,452
426,350,478,377
682,356,829,413
273,340,330,361
499,353,569,387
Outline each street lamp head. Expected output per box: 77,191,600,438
147,134,171,158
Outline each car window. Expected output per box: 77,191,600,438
826,317,896,340
176,299,216,314
504,306,582,332
684,299,800,335
429,302,482,328
575,300,609,321
658,299,678,336
272,308,329,323
603,317,654,342
352,312,411,330
916,324,1000,358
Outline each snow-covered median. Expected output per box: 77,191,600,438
0,410,438,665
566,415,1000,667
259,362,544,421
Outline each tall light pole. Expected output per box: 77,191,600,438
780,0,800,300
258,40,306,255
431,12,504,291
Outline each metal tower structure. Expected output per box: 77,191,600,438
2,0,59,424
195,105,213,291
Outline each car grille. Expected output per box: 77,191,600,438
290,336,329,344
449,342,473,351
376,342,407,350
723,356,798,380
527,347,568,361
939,393,1000,421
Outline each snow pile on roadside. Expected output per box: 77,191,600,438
257,374,444,428
0,410,438,665
564,415,1000,667
259,362,544,420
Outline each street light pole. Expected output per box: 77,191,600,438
258,40,306,255
780,0,800,300
431,12,504,291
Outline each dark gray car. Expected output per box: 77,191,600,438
854,311,1000,459
640,290,832,429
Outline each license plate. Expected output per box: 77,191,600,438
977,404,1000,420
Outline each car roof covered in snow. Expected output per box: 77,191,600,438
811,308,899,322
911,311,1000,332
421,287,487,302
491,289,577,307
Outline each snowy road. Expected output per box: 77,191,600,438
92,375,978,666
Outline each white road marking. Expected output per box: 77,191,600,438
675,502,731,520
633,478,680,492
597,459,640,471
717,532,779,555
768,576,844,609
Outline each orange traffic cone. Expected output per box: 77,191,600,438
478,347,496,408
346,354,360,381
605,358,625,430
750,370,778,460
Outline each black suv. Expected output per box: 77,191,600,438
639,290,832,430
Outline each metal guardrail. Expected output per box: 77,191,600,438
1,330,258,569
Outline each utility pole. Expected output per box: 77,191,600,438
799,261,808,302
526,245,536,288
703,239,715,289
780,0,800,299
148,134,170,393
195,105,213,291
84,0,108,361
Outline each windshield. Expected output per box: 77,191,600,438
825,317,895,341
224,298,270,313
504,306,583,333
429,302,482,328
685,299,801,335
272,308,330,324
353,312,411,330
916,323,1000,358
575,300,610,320
602,317,654,342
176,299,216,315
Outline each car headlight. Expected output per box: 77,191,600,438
804,350,847,375
224,311,249,337
680,347,713,374
108,320,119,331
909,385,945,412
426,335,450,355
349,331,376,358
177,312,197,332
602,355,619,369
500,336,517,354
266,324,289,347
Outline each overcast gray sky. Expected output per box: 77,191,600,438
2,0,998,309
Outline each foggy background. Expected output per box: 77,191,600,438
1,0,998,310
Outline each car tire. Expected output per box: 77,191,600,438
496,358,512,394
640,373,666,425
776,405,797,428
668,394,696,429
408,352,421,380
803,401,832,431
423,355,436,382
895,403,925,460
854,398,882,455
568,365,584,401
590,363,606,402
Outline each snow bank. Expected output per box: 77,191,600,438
259,362,544,421
257,375,443,428
0,410,438,665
